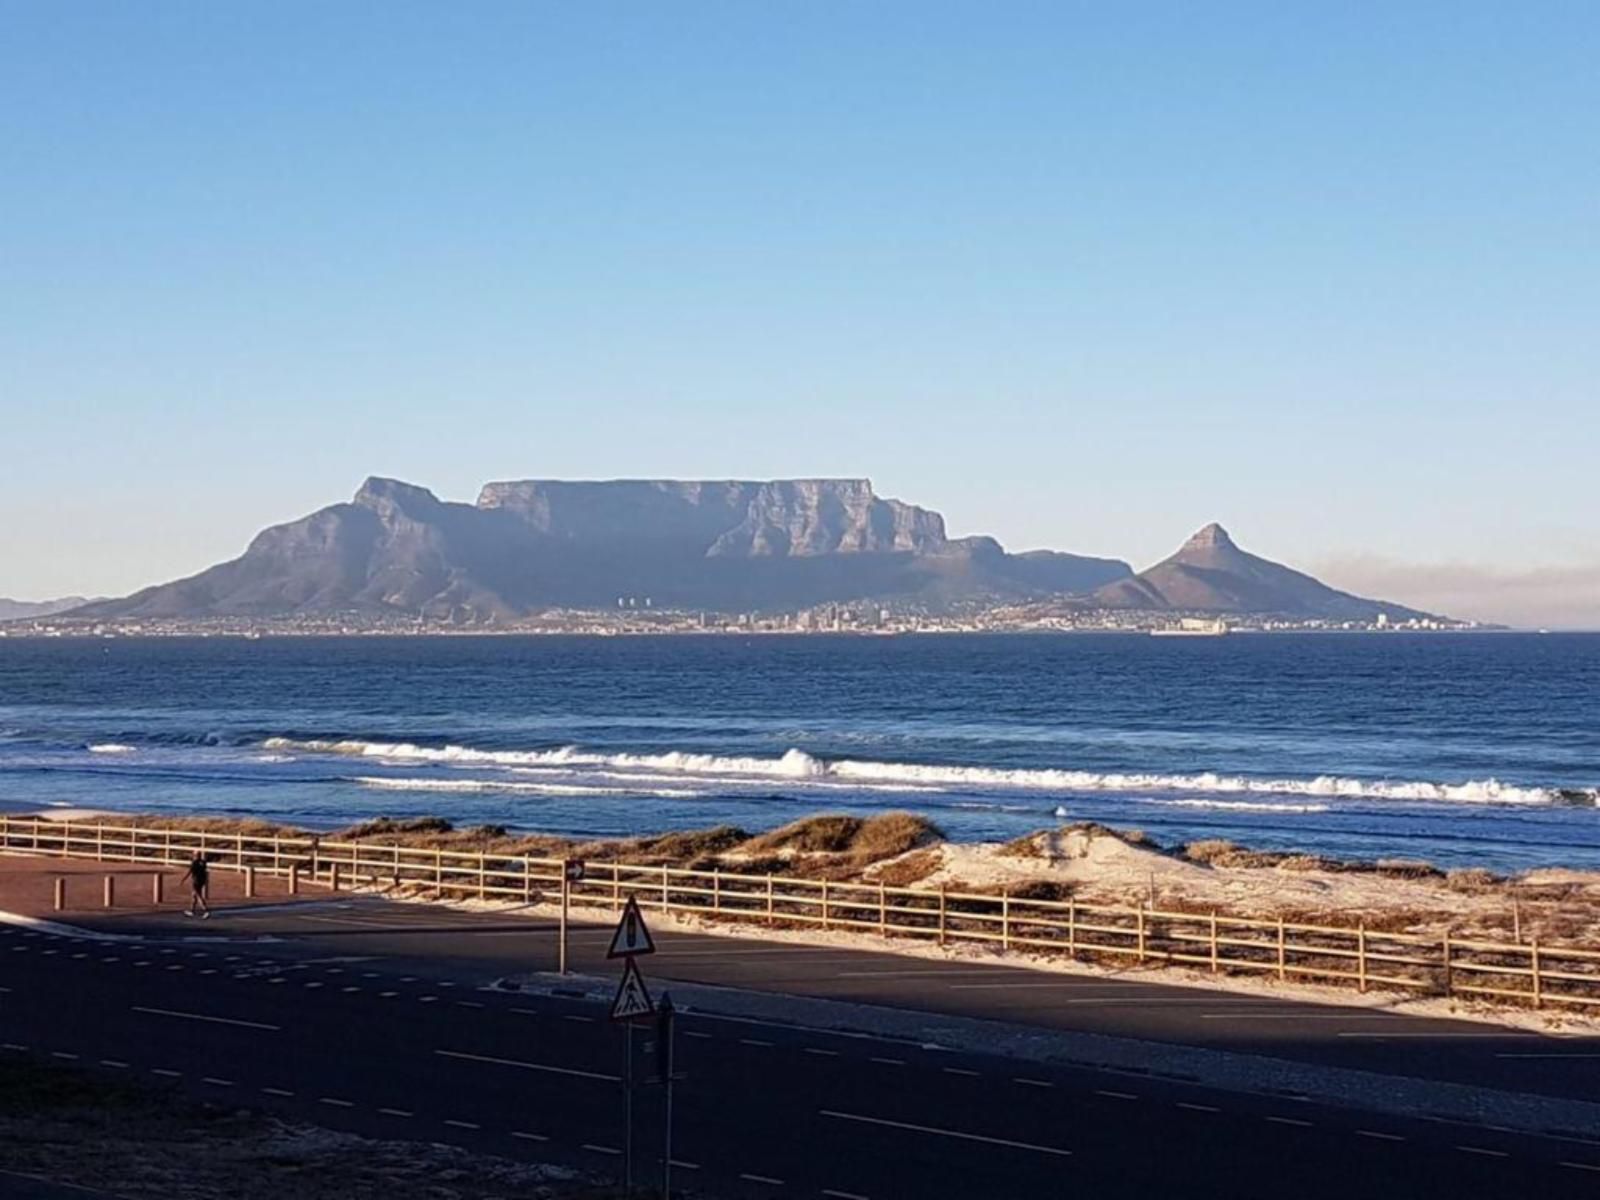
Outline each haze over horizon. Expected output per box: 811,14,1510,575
2,4,1595,628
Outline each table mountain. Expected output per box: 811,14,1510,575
1091,523,1431,620
71,477,1133,619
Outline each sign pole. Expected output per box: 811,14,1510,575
659,992,675,1200
559,870,570,975
624,1020,635,1195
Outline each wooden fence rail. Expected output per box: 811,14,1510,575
4,815,1596,1013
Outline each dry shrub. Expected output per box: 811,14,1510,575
1446,868,1503,893
339,816,455,840
997,832,1045,858
1005,879,1075,902
870,847,943,887
1183,839,1286,869
743,814,863,855
1374,859,1444,880
629,825,749,865
850,812,942,863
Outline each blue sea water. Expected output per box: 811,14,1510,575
0,633,1596,872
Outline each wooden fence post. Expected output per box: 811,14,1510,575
821,880,830,931
244,866,256,898
1531,939,1543,1010
236,832,244,869
613,865,622,914
330,863,341,893
1210,911,1219,974
478,854,486,902
1357,924,1367,993
1137,904,1147,965
288,863,299,895
938,885,948,948
879,881,888,937
661,865,669,911
103,875,115,909
273,836,282,876
1002,889,1011,953
1443,930,1454,998
152,873,163,905
765,874,775,926
1277,916,1287,982
713,869,721,914
96,824,103,860
523,857,532,903
53,878,65,911
435,848,443,893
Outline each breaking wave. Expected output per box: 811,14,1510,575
87,743,137,755
260,737,1589,807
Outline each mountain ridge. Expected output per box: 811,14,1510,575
64,480,1441,623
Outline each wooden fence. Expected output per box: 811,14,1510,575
4,815,1596,1013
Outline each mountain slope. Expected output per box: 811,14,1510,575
73,477,1133,619
0,597,96,622
1092,524,1432,620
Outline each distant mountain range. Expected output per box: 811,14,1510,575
0,596,96,622
62,477,1438,622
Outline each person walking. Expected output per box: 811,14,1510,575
179,851,210,918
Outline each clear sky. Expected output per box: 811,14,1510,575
2,2,1596,625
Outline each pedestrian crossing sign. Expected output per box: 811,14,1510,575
606,895,657,959
609,956,655,1022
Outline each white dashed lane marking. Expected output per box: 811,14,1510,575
1357,1130,1405,1142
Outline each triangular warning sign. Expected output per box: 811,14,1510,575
609,957,655,1022
607,895,656,959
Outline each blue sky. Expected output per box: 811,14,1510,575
1,2,1596,623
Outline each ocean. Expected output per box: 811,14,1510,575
0,633,1596,873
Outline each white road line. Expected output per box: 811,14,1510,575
419,996,438,1003
380,991,397,998
562,1015,594,1024
50,1052,79,1061
262,1088,295,1098
444,1119,480,1130
822,1110,1071,1156
1177,1102,1220,1113
740,1174,784,1185
740,1038,774,1047
869,1057,904,1067
1560,1162,1600,1172
342,986,360,993
1357,1130,1405,1141
202,1077,235,1087
99,1059,129,1069
669,1159,700,1170
1336,1032,1521,1040
686,1031,714,1040
435,1048,621,1083
822,1191,869,1200
131,1006,280,1032
1496,1053,1600,1060
152,1068,182,1078
1015,1078,1054,1089
1,1043,29,1052
804,1047,839,1057
1267,1117,1314,1128
512,1131,548,1142
942,1068,980,1077
1094,1089,1137,1100
379,1107,413,1118
319,1097,354,1108
1457,1146,1509,1158
456,1001,485,1009
583,1144,622,1156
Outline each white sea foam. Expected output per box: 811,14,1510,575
1143,799,1333,814
350,776,700,798
262,737,1575,807
87,743,137,754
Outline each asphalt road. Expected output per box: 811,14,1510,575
3,900,1599,1197
62,891,1600,1103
